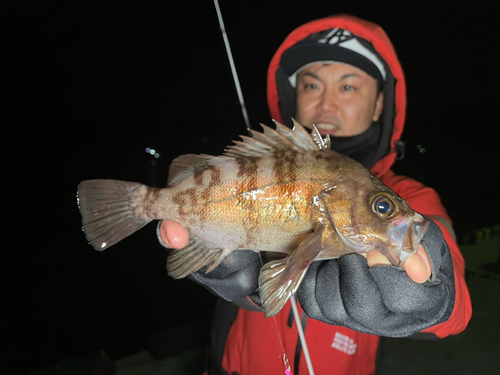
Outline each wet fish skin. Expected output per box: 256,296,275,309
77,120,428,317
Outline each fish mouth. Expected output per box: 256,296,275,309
389,215,429,265
334,215,429,267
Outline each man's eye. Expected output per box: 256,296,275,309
342,85,354,91
305,83,318,90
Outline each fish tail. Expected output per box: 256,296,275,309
77,179,154,251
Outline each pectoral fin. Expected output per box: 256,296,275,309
258,227,324,317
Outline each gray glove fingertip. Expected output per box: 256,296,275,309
420,218,446,285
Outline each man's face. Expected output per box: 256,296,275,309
295,62,384,137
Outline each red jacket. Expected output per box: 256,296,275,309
211,15,471,375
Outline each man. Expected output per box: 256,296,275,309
158,15,471,375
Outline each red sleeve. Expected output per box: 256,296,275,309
381,171,472,338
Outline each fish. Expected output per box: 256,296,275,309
77,120,429,317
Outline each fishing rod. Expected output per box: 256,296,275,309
212,2,315,374
212,0,251,132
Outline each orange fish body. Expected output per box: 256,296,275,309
77,121,428,317
159,150,352,252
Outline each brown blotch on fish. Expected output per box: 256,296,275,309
142,187,164,218
194,169,204,187
200,167,221,201
273,150,298,184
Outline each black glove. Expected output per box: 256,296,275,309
187,250,262,301
297,218,456,338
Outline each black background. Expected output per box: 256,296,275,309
3,1,498,373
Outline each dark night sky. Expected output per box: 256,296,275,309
3,1,499,373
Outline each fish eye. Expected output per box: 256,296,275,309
370,194,397,218
377,200,391,214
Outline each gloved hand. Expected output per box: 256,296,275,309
296,218,456,337
188,249,262,301
157,220,261,301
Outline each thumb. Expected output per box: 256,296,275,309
159,220,190,249
404,244,432,283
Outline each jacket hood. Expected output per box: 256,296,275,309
267,14,406,177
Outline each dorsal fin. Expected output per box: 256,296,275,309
167,154,231,185
274,120,314,150
169,120,330,185
301,120,331,150
223,120,329,158
260,123,298,149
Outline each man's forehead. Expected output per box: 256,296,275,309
297,62,368,79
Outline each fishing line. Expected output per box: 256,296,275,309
212,0,252,132
272,309,292,375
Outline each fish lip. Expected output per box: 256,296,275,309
393,215,430,264
411,216,429,250
415,216,429,241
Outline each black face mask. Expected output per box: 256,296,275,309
329,121,384,169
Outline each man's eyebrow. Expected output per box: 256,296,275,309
300,71,321,80
338,73,361,80
298,72,362,81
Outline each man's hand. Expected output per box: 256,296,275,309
159,220,431,283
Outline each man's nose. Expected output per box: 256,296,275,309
320,89,338,112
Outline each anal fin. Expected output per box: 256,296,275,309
167,236,230,279
259,227,324,317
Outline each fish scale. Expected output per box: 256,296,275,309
77,120,428,317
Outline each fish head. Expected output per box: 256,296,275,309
322,174,429,267
364,190,429,266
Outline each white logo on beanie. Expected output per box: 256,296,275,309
319,29,386,81
318,28,355,45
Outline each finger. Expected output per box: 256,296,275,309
336,255,389,323
159,220,189,249
404,244,431,283
365,249,392,267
